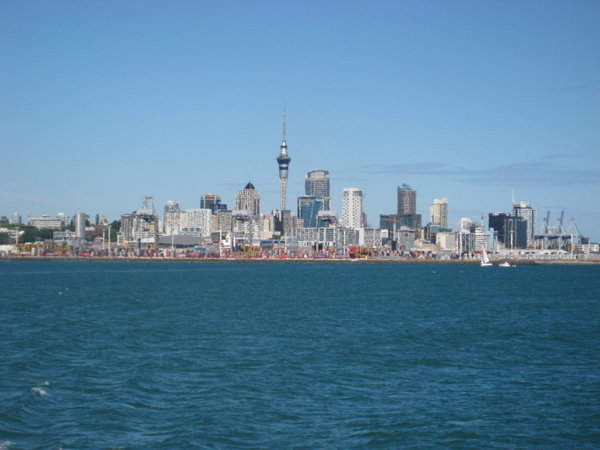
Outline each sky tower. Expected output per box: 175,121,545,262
276,110,291,211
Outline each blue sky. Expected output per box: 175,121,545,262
1,1,599,239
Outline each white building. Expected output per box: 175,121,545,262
358,227,383,247
162,202,212,238
513,201,536,248
430,198,448,228
163,201,182,236
181,209,212,237
342,187,363,230
30,215,62,230
436,231,458,251
74,213,87,239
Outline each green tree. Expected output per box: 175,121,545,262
109,220,120,242
20,226,39,243
38,228,54,240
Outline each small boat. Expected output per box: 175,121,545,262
498,261,514,267
481,248,493,267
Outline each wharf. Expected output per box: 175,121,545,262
1,256,599,265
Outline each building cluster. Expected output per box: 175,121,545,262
1,119,593,257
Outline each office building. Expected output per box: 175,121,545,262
512,201,535,248
119,197,160,244
200,194,227,213
305,169,330,210
298,196,327,228
342,188,364,229
235,182,261,216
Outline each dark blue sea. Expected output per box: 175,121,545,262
1,261,599,448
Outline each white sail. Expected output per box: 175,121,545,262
481,247,492,266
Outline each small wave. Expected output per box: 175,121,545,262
31,387,47,396
0,442,15,450
31,381,50,396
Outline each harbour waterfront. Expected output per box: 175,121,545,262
1,261,599,448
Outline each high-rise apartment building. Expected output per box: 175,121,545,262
305,169,330,210
512,201,535,248
430,198,448,228
235,182,261,216
342,188,363,229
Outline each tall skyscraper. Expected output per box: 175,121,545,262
397,184,421,229
305,169,330,210
512,201,535,248
342,188,364,229
397,184,416,215
276,111,291,211
430,198,448,228
235,182,261,216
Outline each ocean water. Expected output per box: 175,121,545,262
0,261,599,449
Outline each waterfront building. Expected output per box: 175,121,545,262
235,182,261,216
430,198,448,228
513,201,536,248
30,215,63,230
305,169,331,210
342,188,364,230
276,112,291,211
298,196,327,228
200,194,227,214
53,230,77,242
118,196,160,244
358,227,383,247
396,227,416,251
180,209,212,237
436,231,458,251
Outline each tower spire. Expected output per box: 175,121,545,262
282,105,286,142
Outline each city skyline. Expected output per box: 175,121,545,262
1,2,598,239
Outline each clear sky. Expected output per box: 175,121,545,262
1,1,599,239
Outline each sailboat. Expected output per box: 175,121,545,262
480,247,493,267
